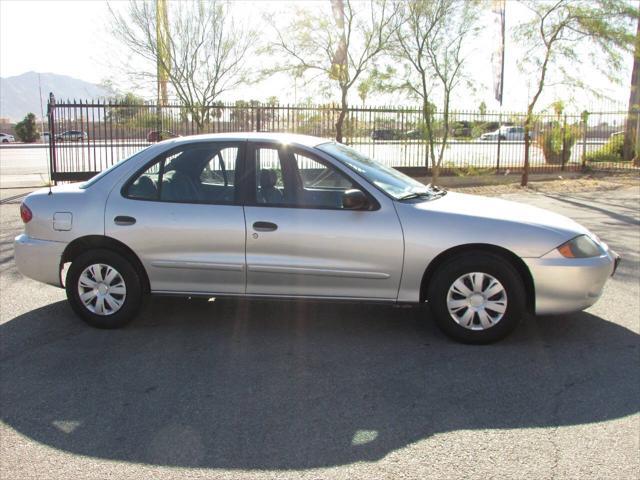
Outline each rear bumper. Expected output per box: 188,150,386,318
524,247,619,315
14,234,66,287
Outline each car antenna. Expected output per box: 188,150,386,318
46,92,54,195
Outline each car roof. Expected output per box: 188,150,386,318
167,132,330,148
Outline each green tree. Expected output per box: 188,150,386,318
516,0,637,186
357,75,375,106
387,0,480,184
107,92,147,124
478,101,487,117
550,100,564,117
15,113,39,143
266,0,398,143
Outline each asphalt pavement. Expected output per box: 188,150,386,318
0,187,638,479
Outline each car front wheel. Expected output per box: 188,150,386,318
427,252,525,344
66,249,143,329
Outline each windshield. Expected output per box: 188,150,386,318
317,142,435,200
80,147,150,189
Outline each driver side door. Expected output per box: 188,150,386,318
243,143,404,300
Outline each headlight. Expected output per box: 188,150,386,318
557,235,604,258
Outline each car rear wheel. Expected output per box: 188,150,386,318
66,249,143,329
427,252,525,344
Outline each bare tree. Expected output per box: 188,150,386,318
515,0,636,186
384,0,479,185
266,0,397,143
109,0,256,132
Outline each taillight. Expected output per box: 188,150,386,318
20,203,32,223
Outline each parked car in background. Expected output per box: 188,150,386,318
14,133,619,344
371,129,401,141
147,130,179,142
404,129,425,140
56,130,87,142
42,132,50,143
481,126,531,141
0,133,15,143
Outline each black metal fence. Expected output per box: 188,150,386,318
47,94,636,182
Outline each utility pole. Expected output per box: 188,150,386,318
156,0,170,132
37,73,45,140
491,0,506,174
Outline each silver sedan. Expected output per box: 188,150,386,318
14,133,619,343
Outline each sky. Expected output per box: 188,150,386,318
0,0,634,113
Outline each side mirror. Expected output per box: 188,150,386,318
342,189,369,210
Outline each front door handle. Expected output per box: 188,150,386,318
253,221,278,232
114,215,136,226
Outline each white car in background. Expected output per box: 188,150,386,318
0,133,15,143
480,126,531,141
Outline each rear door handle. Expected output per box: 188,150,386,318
253,221,278,232
114,215,136,226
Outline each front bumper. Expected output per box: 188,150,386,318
14,234,66,287
524,247,619,315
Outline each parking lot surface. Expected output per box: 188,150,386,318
0,186,638,479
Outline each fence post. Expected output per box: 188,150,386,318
581,110,588,170
495,110,502,173
47,92,57,186
560,114,567,171
256,104,261,132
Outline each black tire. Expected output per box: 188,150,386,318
427,252,525,344
66,249,144,329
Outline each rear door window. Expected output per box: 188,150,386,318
124,143,243,204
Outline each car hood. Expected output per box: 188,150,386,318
420,192,588,237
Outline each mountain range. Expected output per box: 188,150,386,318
0,72,113,121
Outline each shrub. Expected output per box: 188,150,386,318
443,161,495,177
586,134,632,163
537,122,578,164
14,113,40,143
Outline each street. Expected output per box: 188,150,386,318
0,186,638,479
0,139,615,189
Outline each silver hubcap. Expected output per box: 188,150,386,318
446,272,507,330
77,263,127,316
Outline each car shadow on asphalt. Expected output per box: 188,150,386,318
1,298,638,470
541,193,640,227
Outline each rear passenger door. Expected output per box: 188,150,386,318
105,141,248,295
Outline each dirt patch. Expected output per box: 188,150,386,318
440,173,640,196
